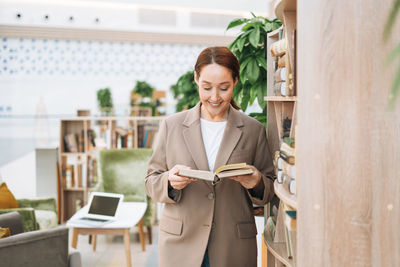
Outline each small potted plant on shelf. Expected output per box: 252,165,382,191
97,87,114,116
131,81,156,116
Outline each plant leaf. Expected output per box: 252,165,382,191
385,42,400,66
251,12,257,18
249,26,260,48
256,81,266,108
239,56,252,73
241,89,250,111
383,0,400,42
238,37,247,52
247,59,260,84
226,18,248,30
256,56,267,70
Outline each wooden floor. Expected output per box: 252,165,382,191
68,225,158,267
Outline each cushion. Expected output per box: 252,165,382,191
34,210,58,230
0,183,18,209
0,227,10,238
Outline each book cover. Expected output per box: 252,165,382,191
277,157,296,179
178,163,253,182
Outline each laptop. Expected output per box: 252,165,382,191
70,192,124,226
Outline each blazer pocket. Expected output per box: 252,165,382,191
160,216,183,236
237,222,257,239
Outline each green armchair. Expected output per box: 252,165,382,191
96,148,154,244
0,198,57,232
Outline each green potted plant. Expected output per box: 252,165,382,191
227,13,281,113
97,87,113,115
170,71,199,112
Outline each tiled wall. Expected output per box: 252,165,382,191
0,37,206,116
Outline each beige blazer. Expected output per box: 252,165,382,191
145,103,274,267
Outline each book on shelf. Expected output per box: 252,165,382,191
270,39,287,57
64,134,78,153
284,225,293,259
280,151,295,165
278,54,287,67
274,67,286,82
285,210,297,230
280,141,295,158
178,163,253,182
283,137,295,148
274,81,286,96
282,173,296,195
277,157,296,179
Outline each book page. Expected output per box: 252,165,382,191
216,168,253,178
178,169,215,181
214,162,247,174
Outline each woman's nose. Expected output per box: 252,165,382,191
210,89,219,101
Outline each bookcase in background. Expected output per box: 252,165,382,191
263,0,297,266
59,115,164,223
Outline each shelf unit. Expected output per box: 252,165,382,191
58,116,164,223
264,0,297,266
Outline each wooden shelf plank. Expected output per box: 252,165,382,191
265,96,297,102
274,180,297,209
275,0,297,22
264,237,294,267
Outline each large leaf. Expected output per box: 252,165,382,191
383,0,400,42
226,18,248,30
249,26,261,48
237,37,247,53
256,56,267,70
256,81,266,108
239,56,252,73
241,89,250,111
246,59,260,84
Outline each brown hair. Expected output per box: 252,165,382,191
194,46,241,110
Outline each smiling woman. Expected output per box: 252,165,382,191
145,46,275,267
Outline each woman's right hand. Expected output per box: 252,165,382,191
168,165,197,190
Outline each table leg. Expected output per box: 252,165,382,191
123,228,132,267
138,219,146,252
92,234,97,251
71,228,78,249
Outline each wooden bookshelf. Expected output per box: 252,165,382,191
274,180,297,210
264,0,297,266
265,239,294,267
58,115,164,223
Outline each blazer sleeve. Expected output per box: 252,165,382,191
145,119,182,204
246,126,275,205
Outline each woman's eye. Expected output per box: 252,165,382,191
204,87,212,90
220,87,228,91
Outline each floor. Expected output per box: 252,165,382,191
69,225,158,267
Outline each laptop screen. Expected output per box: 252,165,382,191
88,195,120,216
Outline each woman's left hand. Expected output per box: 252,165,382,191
229,165,262,189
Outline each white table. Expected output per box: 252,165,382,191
66,202,147,267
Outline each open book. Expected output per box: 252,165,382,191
178,163,253,182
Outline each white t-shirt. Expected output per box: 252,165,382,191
200,118,227,172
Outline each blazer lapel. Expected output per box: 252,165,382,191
182,103,209,171
214,106,244,170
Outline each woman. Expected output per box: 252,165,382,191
145,46,274,267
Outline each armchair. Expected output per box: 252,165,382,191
96,148,154,247
0,197,57,232
0,211,81,267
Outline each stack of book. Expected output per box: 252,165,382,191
64,130,96,153
274,140,296,195
269,30,294,97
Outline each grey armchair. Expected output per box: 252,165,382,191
0,211,81,267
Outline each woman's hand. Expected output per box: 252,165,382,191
168,165,197,190
229,165,262,189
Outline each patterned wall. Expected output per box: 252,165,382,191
0,37,205,78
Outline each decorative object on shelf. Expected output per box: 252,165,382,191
96,87,113,115
226,13,282,113
170,70,199,112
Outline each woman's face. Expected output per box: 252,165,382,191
195,63,237,121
